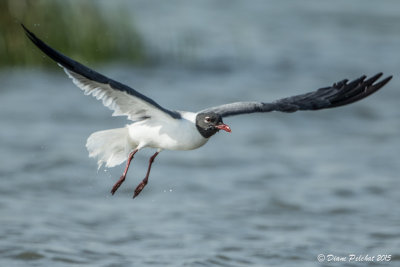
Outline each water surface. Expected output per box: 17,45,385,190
1,1,400,266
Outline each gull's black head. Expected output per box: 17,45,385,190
195,112,231,138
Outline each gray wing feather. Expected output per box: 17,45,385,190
200,73,392,117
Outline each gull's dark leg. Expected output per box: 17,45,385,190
111,149,138,195
133,151,159,198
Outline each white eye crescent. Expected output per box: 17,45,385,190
204,117,211,123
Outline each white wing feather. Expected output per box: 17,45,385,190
62,67,175,122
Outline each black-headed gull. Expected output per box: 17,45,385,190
23,25,392,198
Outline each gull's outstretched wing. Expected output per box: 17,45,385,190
23,25,181,121
199,73,392,117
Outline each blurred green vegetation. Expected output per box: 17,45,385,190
0,0,148,68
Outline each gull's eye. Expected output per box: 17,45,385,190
204,116,211,123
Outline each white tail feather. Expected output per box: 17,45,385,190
86,127,134,169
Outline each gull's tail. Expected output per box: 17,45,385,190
86,127,133,169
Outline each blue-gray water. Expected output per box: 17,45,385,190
1,1,400,266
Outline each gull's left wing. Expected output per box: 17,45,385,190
199,73,392,117
22,24,181,122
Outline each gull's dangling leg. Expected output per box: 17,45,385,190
111,149,138,195
133,151,160,198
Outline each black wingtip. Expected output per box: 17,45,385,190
370,72,383,81
362,72,383,87
356,74,393,100
373,75,393,89
22,24,46,51
331,73,393,108
21,24,77,71
355,75,367,84
21,24,35,40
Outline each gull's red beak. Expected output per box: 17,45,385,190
215,123,231,133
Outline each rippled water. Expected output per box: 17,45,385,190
1,1,400,266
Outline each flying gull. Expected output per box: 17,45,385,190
22,25,393,198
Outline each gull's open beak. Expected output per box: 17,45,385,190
215,123,232,133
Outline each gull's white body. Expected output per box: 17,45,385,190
86,111,208,169
128,111,208,151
